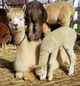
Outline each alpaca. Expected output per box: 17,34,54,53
0,23,11,49
0,8,11,49
36,27,77,81
43,1,75,30
24,0,47,41
7,8,41,80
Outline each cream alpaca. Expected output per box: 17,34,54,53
36,27,77,81
13,27,40,80
7,8,41,80
43,1,75,26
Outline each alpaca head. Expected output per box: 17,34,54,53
7,8,25,32
24,0,47,41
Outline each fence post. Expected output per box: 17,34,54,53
73,0,78,29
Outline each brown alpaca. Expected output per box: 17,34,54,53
0,23,11,49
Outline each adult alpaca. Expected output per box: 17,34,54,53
24,0,47,41
0,8,11,49
43,1,75,30
0,23,11,49
7,7,41,80
0,9,9,27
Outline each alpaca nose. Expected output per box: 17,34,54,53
13,24,18,27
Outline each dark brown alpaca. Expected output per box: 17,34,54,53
0,9,9,27
0,23,11,45
0,9,12,46
25,0,47,41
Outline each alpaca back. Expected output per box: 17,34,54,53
41,27,77,54
43,1,75,26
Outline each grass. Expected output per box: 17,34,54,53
75,25,80,33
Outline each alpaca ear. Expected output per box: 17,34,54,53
5,4,10,12
22,4,26,12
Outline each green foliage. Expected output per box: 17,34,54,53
75,25,80,33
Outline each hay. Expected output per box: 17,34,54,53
0,43,80,86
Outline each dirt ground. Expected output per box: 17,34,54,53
0,42,80,86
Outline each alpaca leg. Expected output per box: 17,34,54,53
4,43,7,49
2,43,7,50
67,49,76,75
35,66,47,80
48,49,59,81
64,46,76,75
60,47,69,65
39,67,47,80
15,72,24,79
36,52,49,80
2,43,4,50
36,65,47,80
23,71,36,81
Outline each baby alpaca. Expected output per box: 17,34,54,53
36,27,77,81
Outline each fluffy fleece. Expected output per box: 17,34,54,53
43,1,75,28
13,28,41,80
36,27,77,81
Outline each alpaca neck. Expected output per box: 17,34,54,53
13,29,28,46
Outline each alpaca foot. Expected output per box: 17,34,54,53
48,75,53,81
15,72,23,79
68,67,74,75
23,71,36,81
40,74,46,80
35,67,47,80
